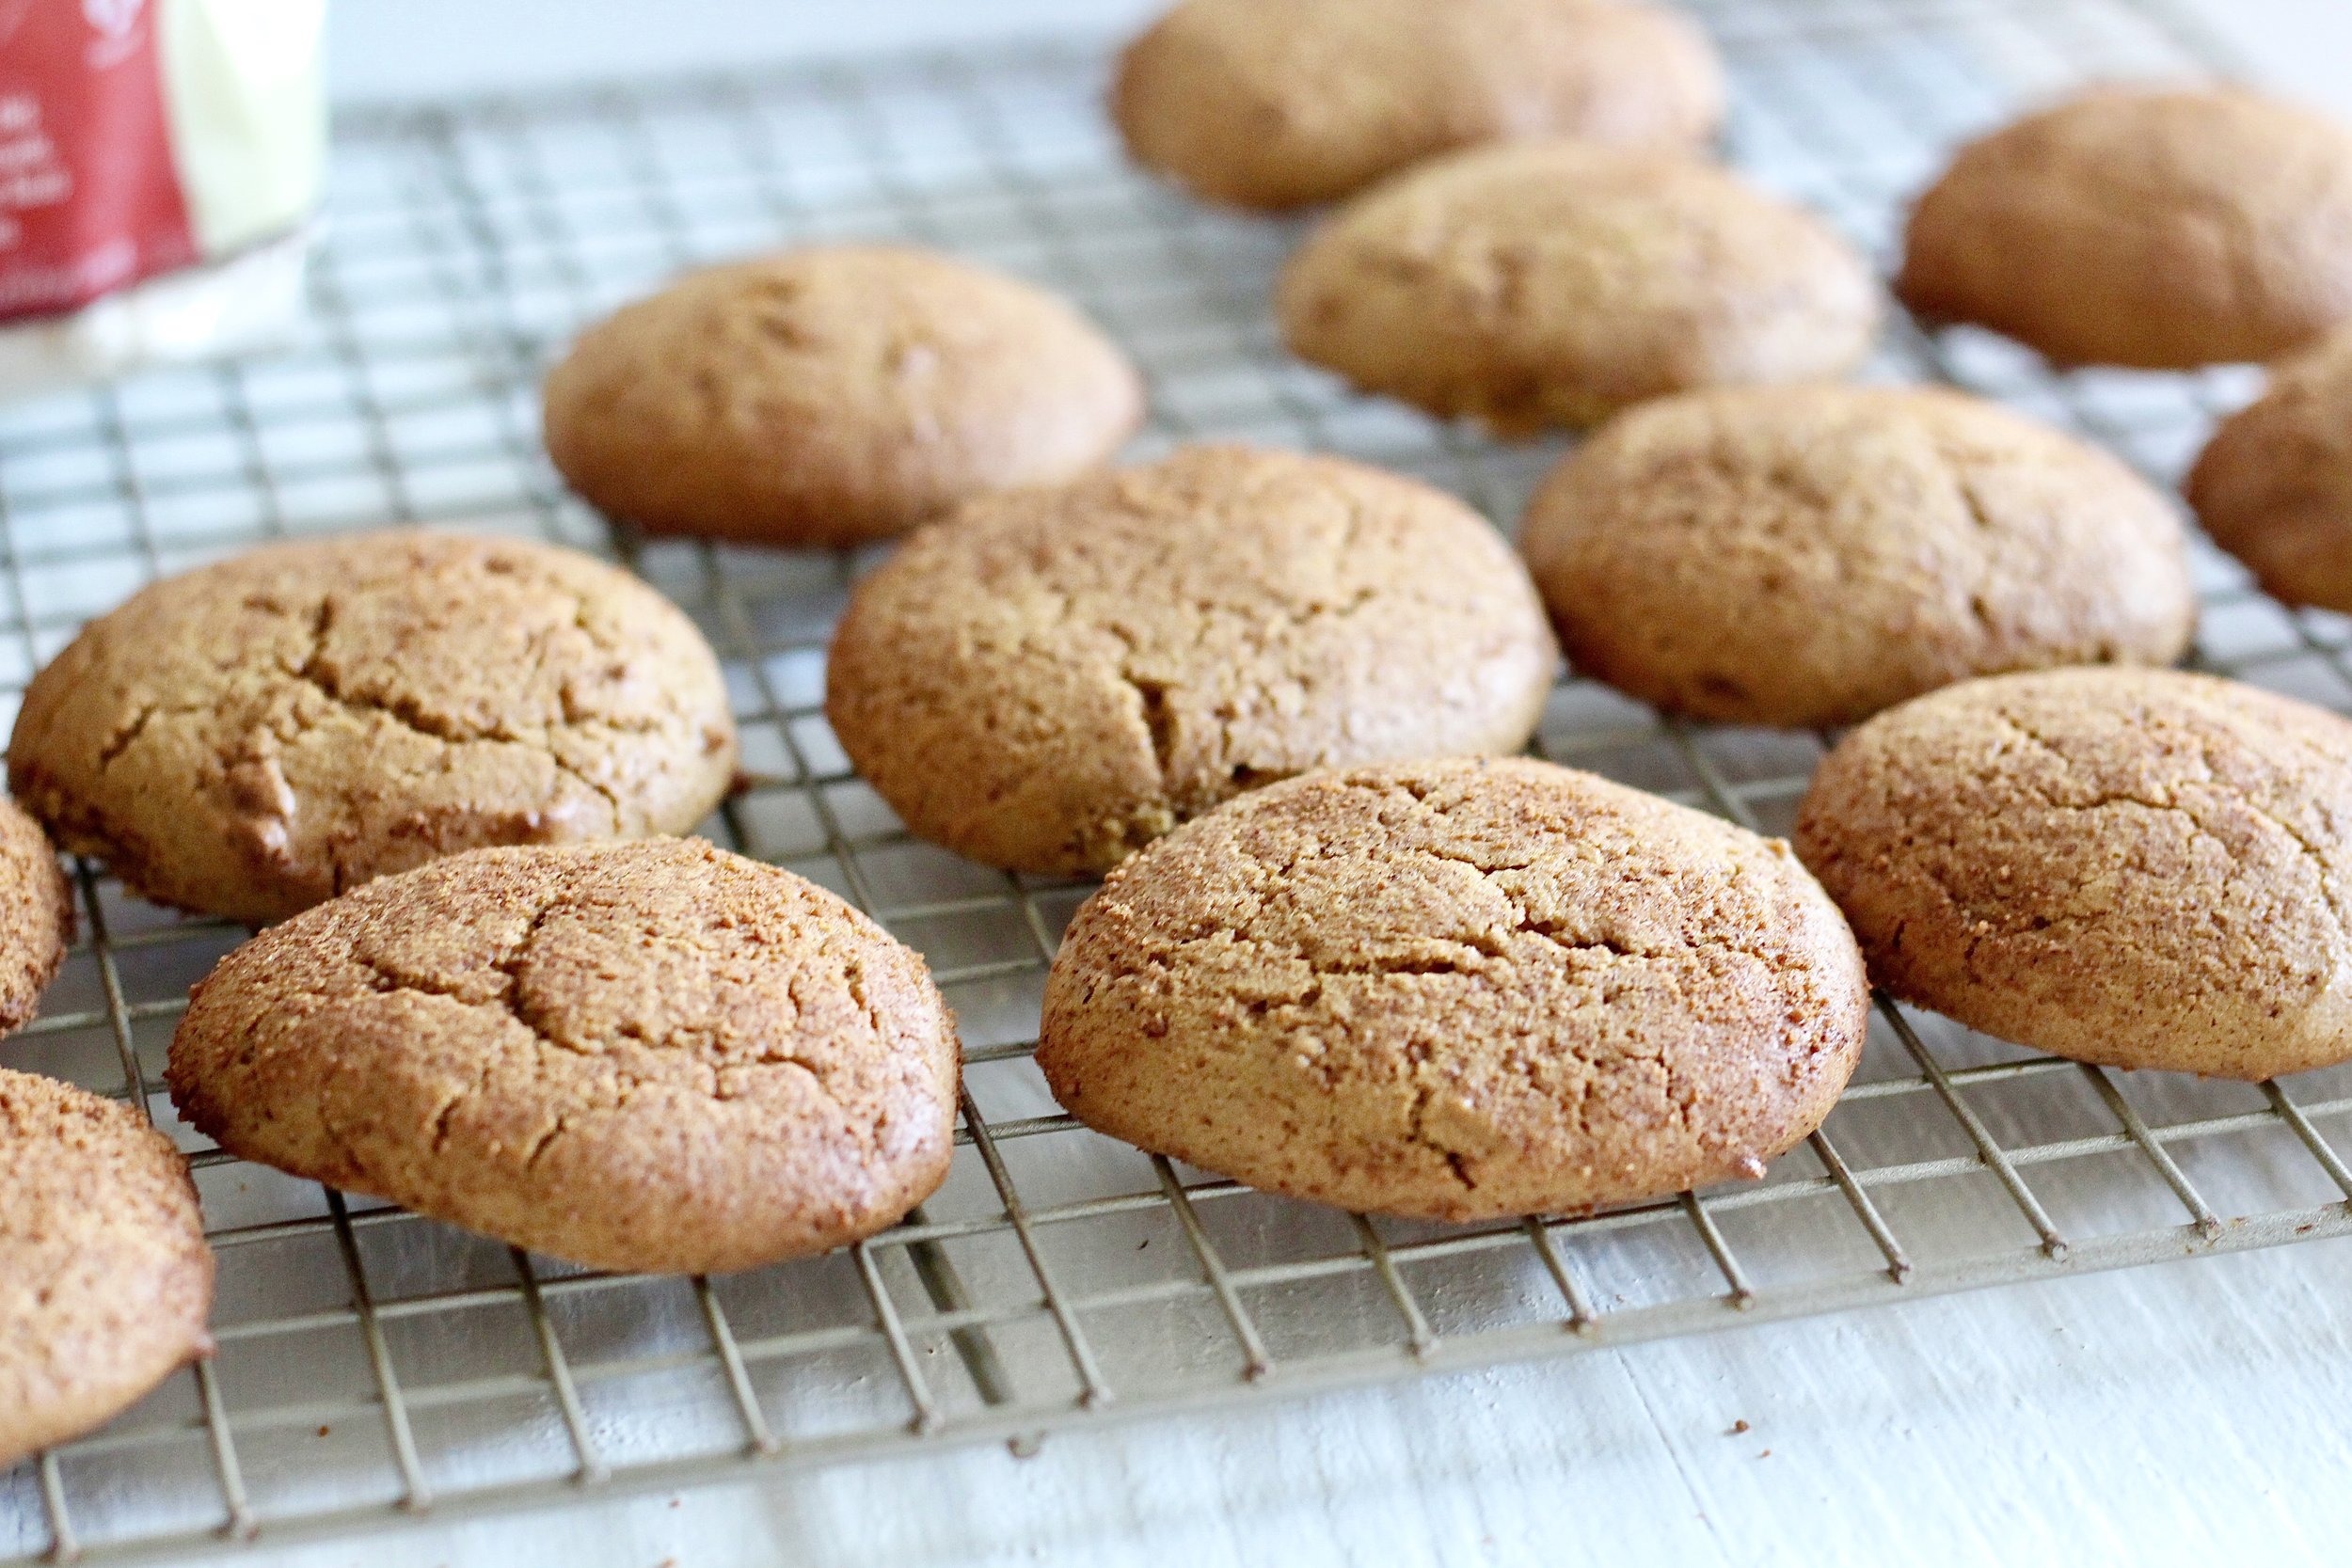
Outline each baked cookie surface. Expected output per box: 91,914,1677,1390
1278,140,1878,433
1112,0,1723,210
0,798,71,1035
1519,385,2197,728
544,245,1144,546
2187,323,2352,611
824,445,1559,875
1795,668,2352,1079
166,838,961,1275
1038,757,1869,1221
8,531,739,926
1898,86,2352,368
2,1068,215,1466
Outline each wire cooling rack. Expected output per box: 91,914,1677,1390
8,0,2352,1560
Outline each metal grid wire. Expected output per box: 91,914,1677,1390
8,0,2352,1559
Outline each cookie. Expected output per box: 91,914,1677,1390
824,445,1559,875
2,1069,215,1465
2186,323,2352,611
1112,0,1724,211
1039,757,1867,1220
1278,140,1880,433
0,797,72,1035
1898,86,2352,369
8,531,738,927
167,838,960,1275
1795,668,2352,1079
1519,385,2198,728
543,245,1145,546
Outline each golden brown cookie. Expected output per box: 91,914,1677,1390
543,245,1145,546
1278,140,1879,433
1112,0,1724,210
167,838,960,1275
1039,758,1868,1220
2,1069,215,1465
1898,86,2352,369
1520,385,2197,728
824,445,1559,876
0,798,71,1035
8,531,738,927
2186,322,2352,610
1795,668,2352,1079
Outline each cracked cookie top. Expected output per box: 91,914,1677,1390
3,1067,215,1466
1037,756,1867,1221
1795,668,2352,1079
8,531,739,926
1112,0,1723,211
543,245,1145,547
166,837,961,1275
1898,86,2352,369
1519,385,2197,728
1276,139,1879,434
824,445,1559,876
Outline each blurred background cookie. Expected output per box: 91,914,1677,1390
8,532,738,926
1520,385,2197,727
2187,322,2352,610
1278,140,1878,433
1797,668,2352,1080
167,839,961,1275
824,445,1558,875
1039,757,1868,1220
1898,86,2352,368
1112,0,1723,210
2,1069,214,1467
544,245,1144,546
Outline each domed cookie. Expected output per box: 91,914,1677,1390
0,798,71,1035
1278,139,1879,433
3,1069,215,1465
824,445,1559,875
1112,0,1723,210
2187,323,2352,610
167,839,961,1275
1039,757,1869,1220
8,531,739,926
1520,385,2196,728
1796,668,2352,1079
1898,86,2352,369
544,245,1145,546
